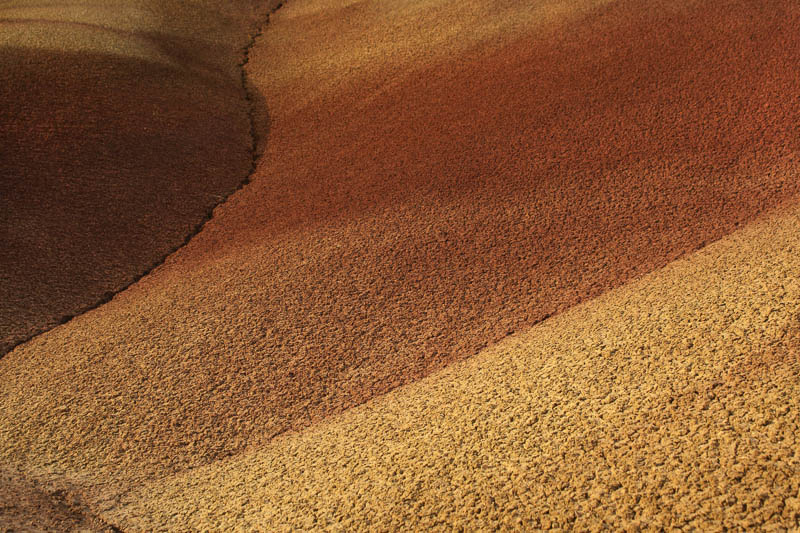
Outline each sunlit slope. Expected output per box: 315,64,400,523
0,0,799,504
0,0,272,355
109,202,800,531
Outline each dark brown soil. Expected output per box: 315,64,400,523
0,467,117,532
0,2,270,355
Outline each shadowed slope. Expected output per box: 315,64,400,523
107,202,800,531
0,467,118,532
0,1,272,355
1,0,799,518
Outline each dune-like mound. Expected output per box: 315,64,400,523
1,0,800,529
0,0,275,355
108,198,800,531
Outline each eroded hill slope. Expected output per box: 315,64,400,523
1,0,799,528
110,202,800,531
0,0,275,354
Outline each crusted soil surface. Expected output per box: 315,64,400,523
0,0,274,355
0,467,118,533
1,0,800,530
109,199,800,532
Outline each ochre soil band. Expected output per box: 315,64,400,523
110,200,800,531
0,0,799,526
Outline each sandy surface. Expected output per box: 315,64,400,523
1,0,800,529
0,0,273,355
108,200,800,532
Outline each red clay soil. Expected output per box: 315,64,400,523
1,0,800,498
0,1,271,356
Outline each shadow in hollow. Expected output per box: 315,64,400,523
0,43,271,356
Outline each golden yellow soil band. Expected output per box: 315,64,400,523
108,202,800,531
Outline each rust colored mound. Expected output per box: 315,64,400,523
108,202,800,531
0,1,272,355
1,0,800,514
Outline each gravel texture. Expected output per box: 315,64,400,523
0,0,272,355
1,0,799,529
